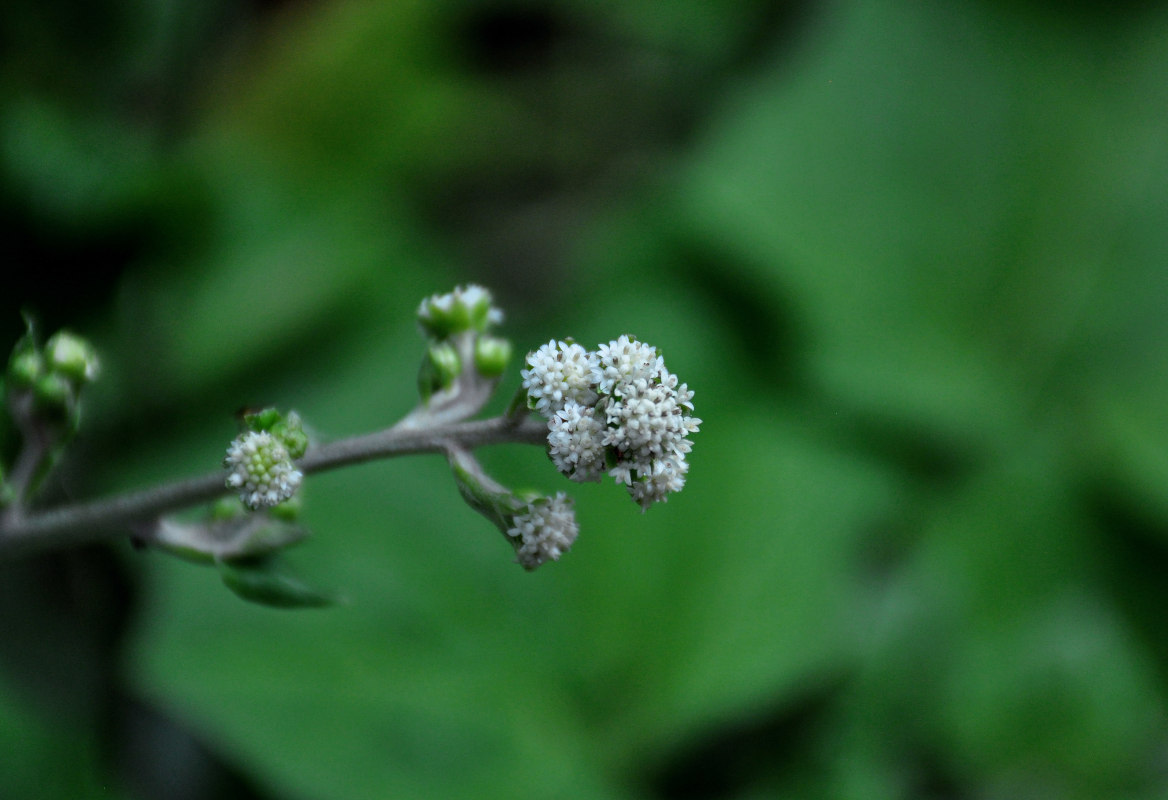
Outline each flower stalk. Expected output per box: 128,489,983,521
0,415,547,561
0,285,699,593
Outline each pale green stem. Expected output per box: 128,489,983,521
0,414,548,561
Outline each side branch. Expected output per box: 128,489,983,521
0,415,548,560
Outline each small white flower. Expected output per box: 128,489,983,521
608,462,634,486
506,492,579,569
547,400,607,482
224,431,303,510
521,340,598,416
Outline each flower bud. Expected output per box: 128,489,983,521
417,284,503,339
45,330,100,385
473,335,511,378
271,411,309,460
418,340,462,400
7,349,43,389
241,407,309,459
211,496,245,522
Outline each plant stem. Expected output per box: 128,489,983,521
0,414,548,561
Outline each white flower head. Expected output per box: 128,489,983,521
603,379,694,460
591,338,700,510
522,332,700,511
591,335,662,396
521,340,598,416
224,430,303,510
547,400,607,482
506,492,580,570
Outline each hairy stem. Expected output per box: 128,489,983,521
0,415,548,560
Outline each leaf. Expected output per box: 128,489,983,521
151,516,310,564
217,558,337,609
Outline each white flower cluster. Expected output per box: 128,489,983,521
521,335,701,510
505,492,579,570
521,340,598,416
224,431,304,510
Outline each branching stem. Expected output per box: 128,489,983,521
0,414,548,561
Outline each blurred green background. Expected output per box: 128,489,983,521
3,0,1168,797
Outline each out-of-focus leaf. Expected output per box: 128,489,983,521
680,0,1168,448
854,457,1167,795
218,557,336,609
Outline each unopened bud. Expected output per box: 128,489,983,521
45,330,100,385
473,335,511,378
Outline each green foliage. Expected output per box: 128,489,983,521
4,0,1168,798
217,558,337,610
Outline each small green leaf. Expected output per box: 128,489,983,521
217,558,336,609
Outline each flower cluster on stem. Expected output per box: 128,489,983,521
224,431,303,510
522,335,701,510
505,492,579,570
447,445,578,570
0,287,701,592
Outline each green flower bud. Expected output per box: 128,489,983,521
473,335,511,378
7,349,43,389
45,330,99,385
242,407,283,433
240,408,308,460
416,285,503,339
271,412,309,460
210,496,245,522
418,340,462,400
